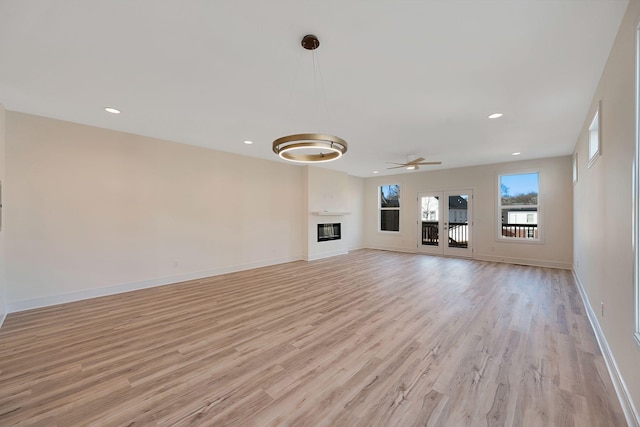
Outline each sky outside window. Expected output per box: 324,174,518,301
500,173,538,198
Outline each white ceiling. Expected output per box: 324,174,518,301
0,0,629,177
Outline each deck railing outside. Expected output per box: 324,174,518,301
421,222,538,247
501,223,538,239
421,221,468,248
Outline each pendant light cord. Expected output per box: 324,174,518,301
312,49,318,132
287,48,304,117
313,49,331,133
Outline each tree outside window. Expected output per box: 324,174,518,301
380,184,400,232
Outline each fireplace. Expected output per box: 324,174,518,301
318,223,341,242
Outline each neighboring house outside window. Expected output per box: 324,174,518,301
379,184,400,232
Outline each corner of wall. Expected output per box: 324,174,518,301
302,166,310,260
347,175,365,251
0,102,7,327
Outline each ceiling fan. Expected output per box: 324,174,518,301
386,156,442,170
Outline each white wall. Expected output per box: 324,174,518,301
363,156,573,269
0,104,6,325
5,112,304,310
573,0,640,420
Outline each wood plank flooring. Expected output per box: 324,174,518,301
0,249,626,426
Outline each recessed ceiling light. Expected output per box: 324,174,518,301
512,152,521,156
243,140,253,145
373,171,379,174
488,113,503,119
105,107,120,114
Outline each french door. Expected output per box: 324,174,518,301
417,190,473,257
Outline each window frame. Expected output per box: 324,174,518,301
634,25,640,345
497,171,542,243
588,102,602,168
379,184,401,233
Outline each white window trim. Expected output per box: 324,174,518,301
379,184,401,233
496,170,543,244
634,25,640,346
588,101,602,168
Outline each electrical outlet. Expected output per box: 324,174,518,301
600,302,604,317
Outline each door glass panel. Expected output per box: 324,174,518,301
448,194,469,249
421,196,439,246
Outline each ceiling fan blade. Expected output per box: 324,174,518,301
385,162,407,166
386,165,406,169
415,161,442,165
407,157,426,165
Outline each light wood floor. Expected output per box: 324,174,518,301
0,250,626,426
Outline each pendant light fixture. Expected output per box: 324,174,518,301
272,35,348,163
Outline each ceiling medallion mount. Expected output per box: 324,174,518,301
301,34,320,50
273,35,347,163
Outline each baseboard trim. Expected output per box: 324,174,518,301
474,253,571,270
363,247,571,269
364,245,417,254
572,270,640,427
305,249,349,261
7,255,302,313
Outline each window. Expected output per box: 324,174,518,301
498,172,539,240
635,26,640,344
379,184,400,232
588,103,601,167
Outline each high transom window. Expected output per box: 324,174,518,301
589,106,601,167
634,26,640,344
